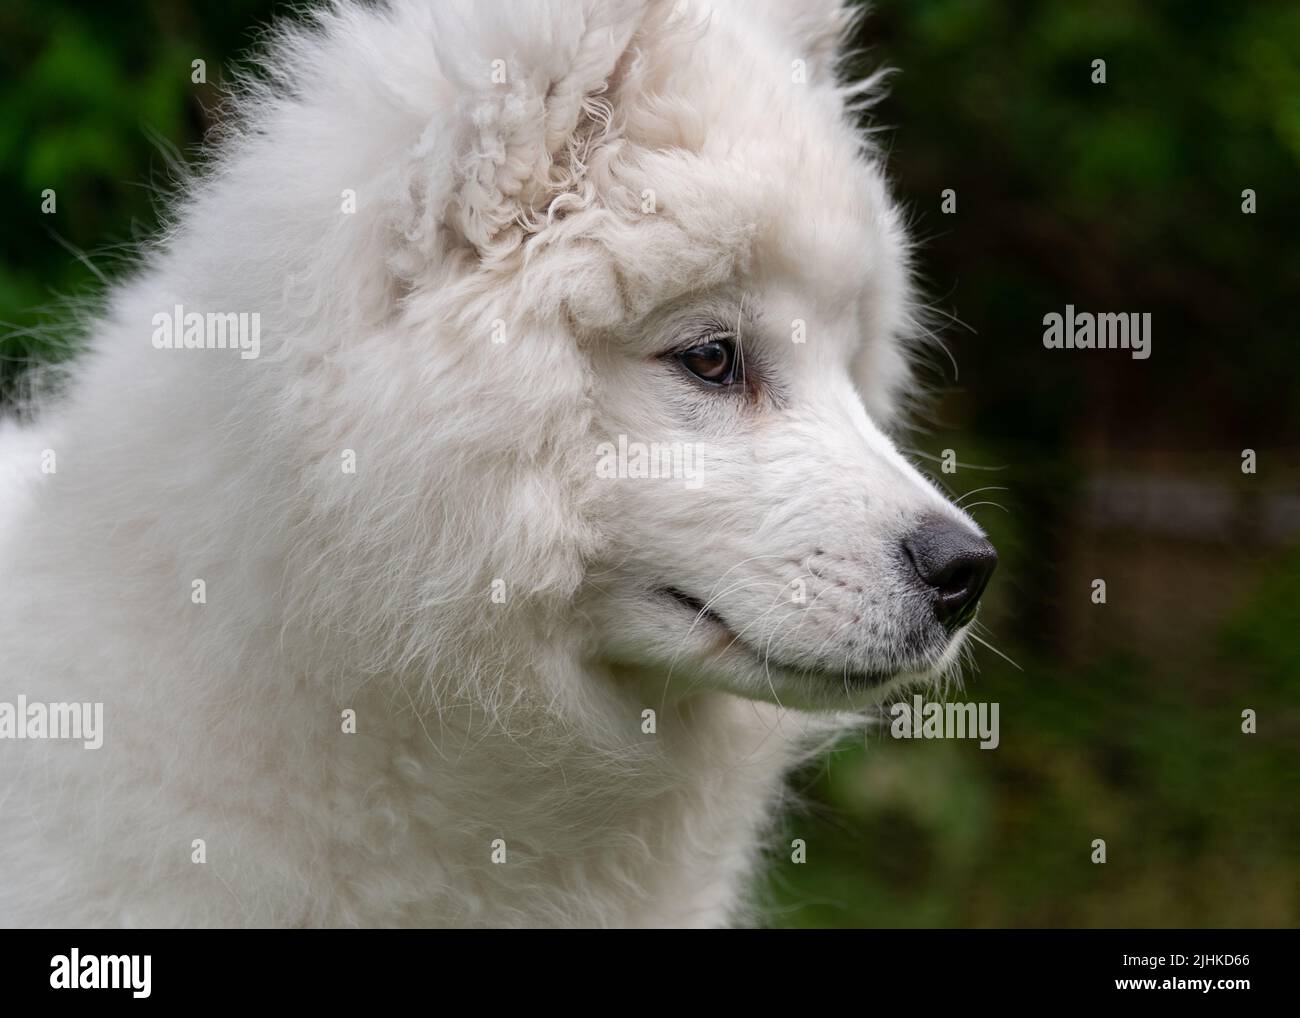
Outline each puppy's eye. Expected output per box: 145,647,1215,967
677,338,739,386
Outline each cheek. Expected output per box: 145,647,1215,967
590,349,756,447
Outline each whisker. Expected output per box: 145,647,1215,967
966,631,1023,671
954,485,1009,507
903,449,1009,472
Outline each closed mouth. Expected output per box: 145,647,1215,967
658,585,899,689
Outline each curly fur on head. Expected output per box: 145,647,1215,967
0,0,989,928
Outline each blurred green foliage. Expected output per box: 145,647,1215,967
0,0,281,395
1,0,1296,926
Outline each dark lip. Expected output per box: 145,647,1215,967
661,586,731,627
657,586,905,690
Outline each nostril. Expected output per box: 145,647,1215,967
940,564,976,600
931,552,995,625
901,515,998,632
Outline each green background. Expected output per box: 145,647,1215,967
1,0,1297,926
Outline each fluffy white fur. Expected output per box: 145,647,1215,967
0,0,983,927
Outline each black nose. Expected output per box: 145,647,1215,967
901,515,997,632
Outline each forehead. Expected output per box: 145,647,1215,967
529,6,909,351
553,152,903,362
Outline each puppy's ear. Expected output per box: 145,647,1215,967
715,0,862,86
393,0,651,271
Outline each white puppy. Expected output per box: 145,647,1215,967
0,0,994,927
